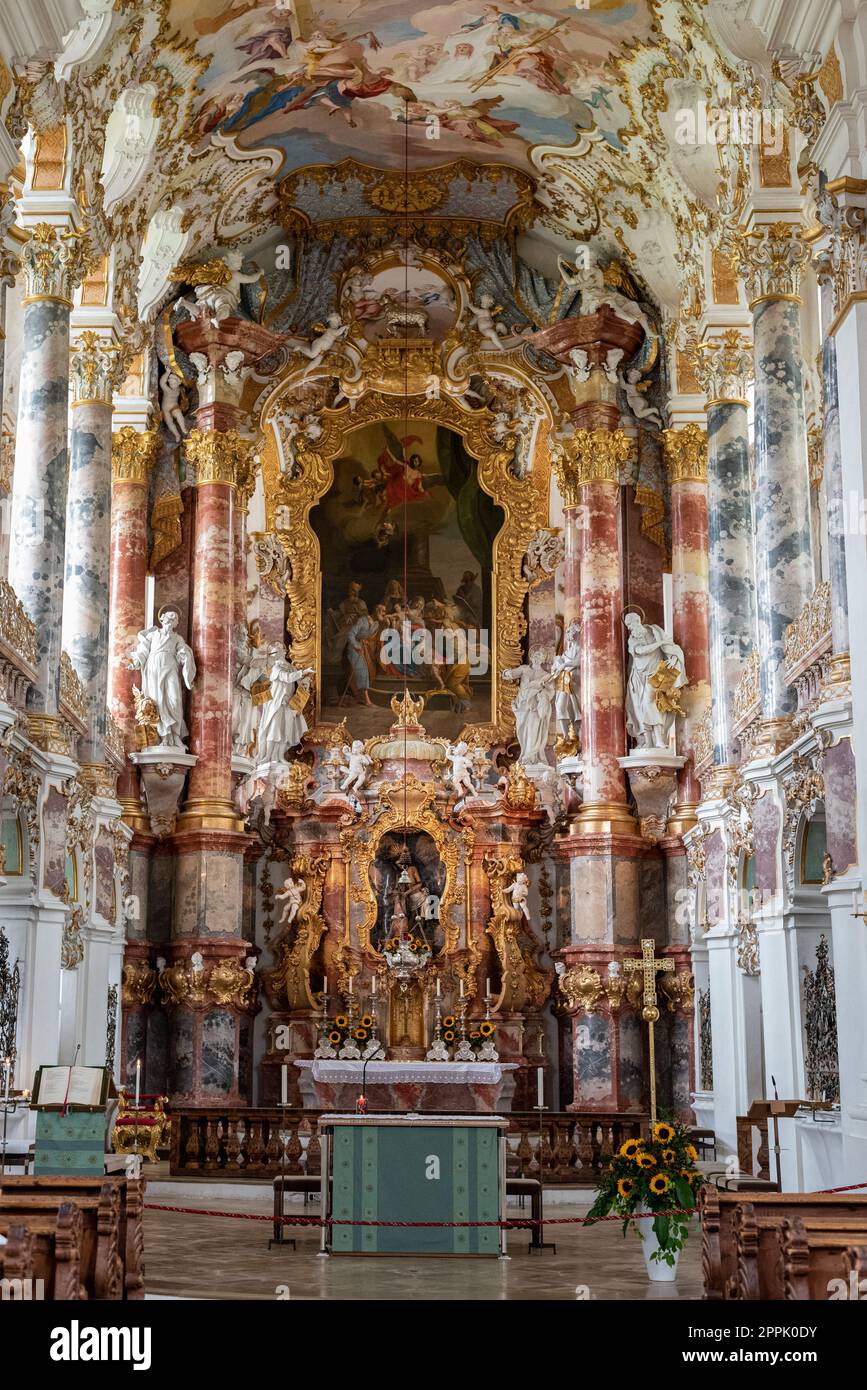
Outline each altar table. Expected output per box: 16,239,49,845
295,1059,518,1113
319,1113,508,1257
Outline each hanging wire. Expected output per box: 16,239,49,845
402,98,410,853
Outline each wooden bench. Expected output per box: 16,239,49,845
781,1218,867,1300
0,1181,123,1299
733,1202,867,1299
0,1174,145,1299
701,1185,867,1300
0,1202,86,1299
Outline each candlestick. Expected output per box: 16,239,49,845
135,1057,141,1107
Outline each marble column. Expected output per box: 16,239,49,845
694,331,757,783
107,425,160,815
820,326,850,670
62,332,119,767
8,224,82,721
662,424,711,829
738,224,814,748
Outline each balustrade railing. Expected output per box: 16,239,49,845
169,1108,648,1184
783,581,833,728
0,577,38,708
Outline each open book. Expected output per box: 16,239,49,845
31,1065,112,1110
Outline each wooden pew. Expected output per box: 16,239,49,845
0,1182,123,1299
781,1219,867,1300
732,1202,867,1299
0,1174,144,1299
700,1184,867,1300
0,1203,86,1299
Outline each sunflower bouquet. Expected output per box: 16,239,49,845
585,1118,704,1266
322,1013,376,1050
466,1019,497,1052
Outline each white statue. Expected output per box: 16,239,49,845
178,250,262,328
222,350,247,389
568,347,591,383
550,623,581,738
257,646,314,764
286,312,349,374
128,608,196,749
340,739,372,795
502,650,555,766
621,366,663,428
190,950,204,973
188,352,212,389
275,873,306,927
159,368,188,441
467,293,507,349
536,767,564,824
557,248,655,344
232,623,268,756
446,740,477,800
244,955,257,974
604,347,624,384
623,612,688,750
506,871,531,921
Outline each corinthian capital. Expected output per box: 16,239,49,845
661,423,707,483
70,331,122,406
552,429,632,504
184,428,256,488
689,330,754,404
814,187,867,321
22,222,89,304
111,426,160,484
734,222,810,304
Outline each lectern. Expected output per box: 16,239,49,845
319,1113,508,1257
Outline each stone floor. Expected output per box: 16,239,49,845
142,1189,703,1301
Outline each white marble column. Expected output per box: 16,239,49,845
8,225,82,715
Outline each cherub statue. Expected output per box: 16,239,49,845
621,367,663,428
506,871,531,922
340,739,372,795
568,347,591,383
557,247,655,344
275,873,306,927
446,740,477,800
159,368,188,442
222,350,247,389
174,250,262,328
467,293,508,349
286,312,350,375
188,352,212,388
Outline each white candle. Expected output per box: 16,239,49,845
2,1057,10,1103
537,1067,544,1107
486,977,491,998
436,978,441,998
135,1057,141,1107
372,975,377,997
348,976,353,996
281,1064,288,1106
459,979,464,999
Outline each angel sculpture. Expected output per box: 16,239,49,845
446,740,478,800
159,368,188,442
275,873,306,927
506,871,531,922
340,739,372,795
286,313,350,376
557,247,655,345
467,293,508,350
173,251,262,328
188,352,212,388
621,367,663,428
568,347,591,383
222,350,247,389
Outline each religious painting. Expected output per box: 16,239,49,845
368,830,446,952
41,788,69,900
312,418,503,736
172,1,651,174
340,252,458,344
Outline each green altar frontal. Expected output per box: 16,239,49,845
321,1114,508,1257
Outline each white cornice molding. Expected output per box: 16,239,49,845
745,0,842,60
0,2,85,65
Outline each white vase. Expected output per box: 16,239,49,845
636,1207,681,1282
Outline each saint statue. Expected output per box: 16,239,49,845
128,608,196,749
550,623,581,740
257,645,314,764
623,612,688,750
231,621,268,757
502,649,555,766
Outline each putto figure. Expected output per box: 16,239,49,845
446,740,478,800
275,873,306,927
128,608,196,749
340,739,373,795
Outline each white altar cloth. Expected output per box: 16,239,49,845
296,1060,517,1086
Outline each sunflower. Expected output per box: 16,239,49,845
443,1016,456,1028
636,1152,657,1169
354,1027,368,1041
685,1143,699,1162
360,1015,374,1029
619,1139,641,1158
617,1177,635,1199
443,1030,455,1043
479,1021,495,1037
328,1030,342,1046
653,1122,675,1143
470,1031,480,1040
681,1168,697,1183
649,1173,670,1195
662,1148,676,1165
335,1015,349,1028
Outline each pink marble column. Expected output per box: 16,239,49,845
663,425,711,832
108,427,160,817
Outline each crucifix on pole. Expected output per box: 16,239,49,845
623,939,674,1123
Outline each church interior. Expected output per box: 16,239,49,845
0,0,866,1326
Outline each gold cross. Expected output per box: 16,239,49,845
624,939,674,1121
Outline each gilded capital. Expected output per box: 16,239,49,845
662,423,707,483
689,329,754,404
734,222,809,304
70,331,121,407
112,426,160,483
21,222,88,305
184,428,256,488
552,429,632,504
